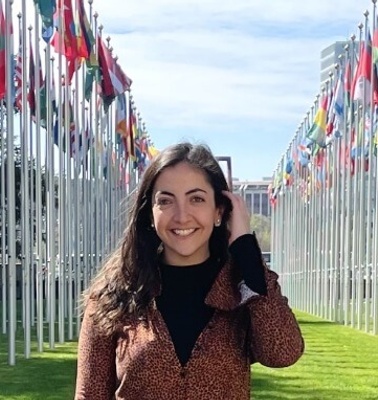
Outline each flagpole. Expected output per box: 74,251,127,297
365,3,376,333
371,0,378,335
19,8,32,359
56,32,67,344
0,100,5,335
30,19,44,353
5,0,17,366
73,81,82,336
332,62,342,322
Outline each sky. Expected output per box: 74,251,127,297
22,1,374,180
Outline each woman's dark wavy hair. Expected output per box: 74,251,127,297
85,142,232,336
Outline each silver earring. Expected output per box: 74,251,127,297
215,219,221,227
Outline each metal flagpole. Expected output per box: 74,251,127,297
5,0,17,366
30,18,44,352
0,100,5,335
18,8,32,358
365,3,376,334
45,42,56,349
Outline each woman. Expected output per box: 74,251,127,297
74,142,304,400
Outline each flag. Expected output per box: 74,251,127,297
27,40,43,117
84,52,99,101
344,59,351,107
34,0,56,43
66,0,95,84
14,31,22,111
77,0,94,59
127,97,136,158
307,94,328,147
115,93,128,157
329,69,345,137
352,30,378,104
51,0,78,61
97,36,132,109
373,20,378,65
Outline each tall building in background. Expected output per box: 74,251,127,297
233,177,271,217
320,41,348,86
320,40,361,86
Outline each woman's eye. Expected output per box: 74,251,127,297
157,198,171,206
191,196,205,203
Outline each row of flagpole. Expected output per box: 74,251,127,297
271,1,378,335
0,0,158,365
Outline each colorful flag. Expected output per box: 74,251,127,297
352,31,378,104
116,93,127,137
14,31,22,111
51,0,78,60
344,59,351,107
97,36,132,109
307,94,329,147
34,0,56,43
27,40,43,117
373,20,378,64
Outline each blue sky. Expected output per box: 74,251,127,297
24,1,373,180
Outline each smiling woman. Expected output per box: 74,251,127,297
74,142,304,400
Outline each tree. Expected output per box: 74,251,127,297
250,214,271,252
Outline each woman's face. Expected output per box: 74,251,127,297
151,162,222,266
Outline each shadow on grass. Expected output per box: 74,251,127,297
295,320,335,325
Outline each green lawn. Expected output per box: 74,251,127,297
0,311,378,399
252,312,378,400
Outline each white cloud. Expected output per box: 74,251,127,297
88,0,371,178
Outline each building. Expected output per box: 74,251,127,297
320,41,348,86
233,177,271,217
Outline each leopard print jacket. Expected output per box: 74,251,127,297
74,262,304,399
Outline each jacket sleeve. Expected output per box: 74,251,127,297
74,300,117,400
229,234,304,368
245,268,304,368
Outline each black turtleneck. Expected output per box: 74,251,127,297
155,256,220,365
155,234,267,366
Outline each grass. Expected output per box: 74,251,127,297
0,311,378,399
0,327,77,400
252,311,378,400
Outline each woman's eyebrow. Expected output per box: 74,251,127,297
155,188,207,197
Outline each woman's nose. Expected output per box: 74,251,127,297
173,202,191,223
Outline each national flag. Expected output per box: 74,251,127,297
14,31,22,111
307,94,328,147
66,0,95,84
352,30,378,104
51,0,78,61
27,40,36,115
115,93,128,158
373,20,378,65
147,143,159,160
84,52,99,101
97,36,132,109
127,97,136,158
77,0,94,58
34,0,56,43
344,59,351,107
329,69,345,137
27,40,43,117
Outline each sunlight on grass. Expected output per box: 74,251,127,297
252,311,378,400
